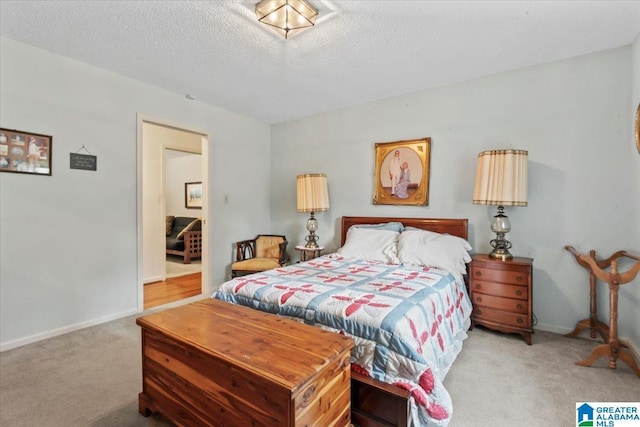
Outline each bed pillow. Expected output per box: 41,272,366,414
165,216,175,236
398,227,472,276
337,227,400,263
349,222,404,233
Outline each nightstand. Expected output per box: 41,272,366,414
295,245,324,262
469,254,534,345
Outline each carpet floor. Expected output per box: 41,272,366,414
1,302,637,427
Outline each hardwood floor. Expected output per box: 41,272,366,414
144,272,202,310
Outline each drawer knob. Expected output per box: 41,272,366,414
476,309,482,315
476,297,482,303
475,271,482,277
516,290,522,296
516,275,523,282
475,284,481,289
516,303,523,310
517,317,524,324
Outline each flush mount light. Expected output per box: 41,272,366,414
255,0,318,39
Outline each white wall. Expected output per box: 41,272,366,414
1,34,638,354
271,46,640,351
0,37,272,349
165,150,202,218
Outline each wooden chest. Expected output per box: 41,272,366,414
137,298,353,427
469,254,534,344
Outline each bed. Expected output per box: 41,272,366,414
213,216,473,427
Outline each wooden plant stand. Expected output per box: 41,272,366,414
564,245,640,377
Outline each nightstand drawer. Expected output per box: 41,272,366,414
472,267,528,285
472,293,527,314
471,281,527,300
473,307,529,327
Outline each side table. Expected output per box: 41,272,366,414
295,245,324,262
469,254,534,345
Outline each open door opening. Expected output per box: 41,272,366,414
137,117,210,311
164,149,202,281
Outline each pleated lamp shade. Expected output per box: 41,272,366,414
473,149,528,207
297,174,330,212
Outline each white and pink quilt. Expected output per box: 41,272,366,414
213,253,472,426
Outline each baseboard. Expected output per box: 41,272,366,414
144,275,163,284
0,308,139,352
534,322,571,335
142,292,209,314
535,322,640,364
2,292,212,352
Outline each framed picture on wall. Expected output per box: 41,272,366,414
0,128,52,176
373,137,431,206
185,181,202,209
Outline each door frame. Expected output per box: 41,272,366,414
136,113,211,312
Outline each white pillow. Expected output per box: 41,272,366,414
350,222,404,233
397,227,472,276
337,228,400,264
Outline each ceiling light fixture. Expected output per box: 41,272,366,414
255,0,318,39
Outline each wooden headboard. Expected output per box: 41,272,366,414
340,216,468,246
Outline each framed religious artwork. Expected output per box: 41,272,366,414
0,128,52,176
185,181,203,209
373,137,431,206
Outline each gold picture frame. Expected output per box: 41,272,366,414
635,102,639,155
373,137,431,206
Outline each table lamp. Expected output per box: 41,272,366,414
296,173,330,248
473,149,528,260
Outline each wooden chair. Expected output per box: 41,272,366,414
231,235,289,278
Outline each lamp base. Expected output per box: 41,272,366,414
304,212,320,249
488,206,513,261
304,240,320,249
304,231,320,249
489,248,513,260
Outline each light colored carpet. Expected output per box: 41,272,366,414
1,305,638,427
445,327,639,426
165,255,201,279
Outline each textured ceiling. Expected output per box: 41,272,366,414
1,1,639,124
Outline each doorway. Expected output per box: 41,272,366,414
136,115,210,312
164,148,202,281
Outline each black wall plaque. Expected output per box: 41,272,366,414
70,153,97,171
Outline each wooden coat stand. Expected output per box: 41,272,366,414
564,245,640,377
